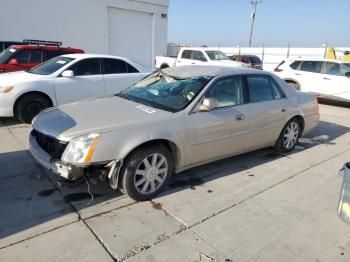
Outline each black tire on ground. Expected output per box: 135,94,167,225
287,81,300,90
121,145,173,201
274,118,301,153
15,94,52,123
160,64,169,69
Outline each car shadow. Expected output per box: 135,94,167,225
0,117,23,127
0,120,348,247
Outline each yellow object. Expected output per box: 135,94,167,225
326,47,350,61
343,53,350,62
326,48,337,60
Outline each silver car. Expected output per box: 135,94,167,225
29,66,320,201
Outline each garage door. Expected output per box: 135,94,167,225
108,7,153,67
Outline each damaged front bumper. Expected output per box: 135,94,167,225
29,133,85,179
29,132,121,184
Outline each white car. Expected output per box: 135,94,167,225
155,47,242,69
273,58,350,103
0,54,150,123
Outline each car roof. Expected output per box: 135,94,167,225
287,58,349,63
11,45,82,51
162,65,266,78
62,53,130,59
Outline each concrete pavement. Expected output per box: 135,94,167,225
0,104,349,261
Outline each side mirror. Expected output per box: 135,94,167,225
197,97,218,112
61,70,74,77
345,72,350,78
9,58,19,65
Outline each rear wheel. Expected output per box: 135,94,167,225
274,118,301,153
15,94,52,123
121,145,173,201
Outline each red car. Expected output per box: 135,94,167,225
0,39,84,73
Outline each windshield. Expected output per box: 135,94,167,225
118,71,212,112
28,56,75,75
0,47,17,64
205,51,230,61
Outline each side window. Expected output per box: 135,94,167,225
324,62,341,76
102,58,127,74
246,75,284,103
300,61,322,73
44,50,63,61
29,50,43,63
340,64,350,76
192,51,206,61
289,61,301,70
15,50,31,64
126,63,139,73
181,50,192,59
70,58,101,76
206,76,244,108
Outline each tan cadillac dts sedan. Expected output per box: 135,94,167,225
29,66,319,201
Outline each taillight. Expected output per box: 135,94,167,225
274,68,283,72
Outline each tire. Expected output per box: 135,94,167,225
121,145,173,201
15,94,52,124
274,118,301,153
160,64,169,69
287,81,300,90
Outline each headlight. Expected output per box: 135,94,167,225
0,86,14,93
61,133,100,165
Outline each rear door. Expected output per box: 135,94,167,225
245,74,290,150
102,58,146,95
296,61,324,94
320,62,350,100
176,50,194,66
185,76,249,166
54,58,104,105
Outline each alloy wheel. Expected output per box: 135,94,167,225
283,121,299,149
134,153,168,195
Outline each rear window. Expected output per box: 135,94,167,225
289,61,301,70
247,75,284,103
181,50,192,59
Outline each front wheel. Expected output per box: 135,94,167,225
274,118,301,153
121,145,173,201
15,94,51,124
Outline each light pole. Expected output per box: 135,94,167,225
248,0,262,47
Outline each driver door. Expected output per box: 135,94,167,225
185,76,249,166
54,58,104,105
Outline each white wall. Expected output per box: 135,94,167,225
0,0,168,66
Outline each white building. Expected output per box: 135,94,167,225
0,0,169,67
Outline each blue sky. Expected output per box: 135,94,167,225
167,0,350,47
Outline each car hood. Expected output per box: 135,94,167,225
210,60,243,67
0,71,47,85
32,96,173,141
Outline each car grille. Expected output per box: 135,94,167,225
32,130,68,160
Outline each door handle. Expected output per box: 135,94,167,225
235,114,245,121
191,63,196,64
323,77,330,80
295,73,302,76
281,108,287,112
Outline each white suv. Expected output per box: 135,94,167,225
273,59,350,103
0,54,150,123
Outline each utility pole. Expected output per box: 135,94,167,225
248,0,262,47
